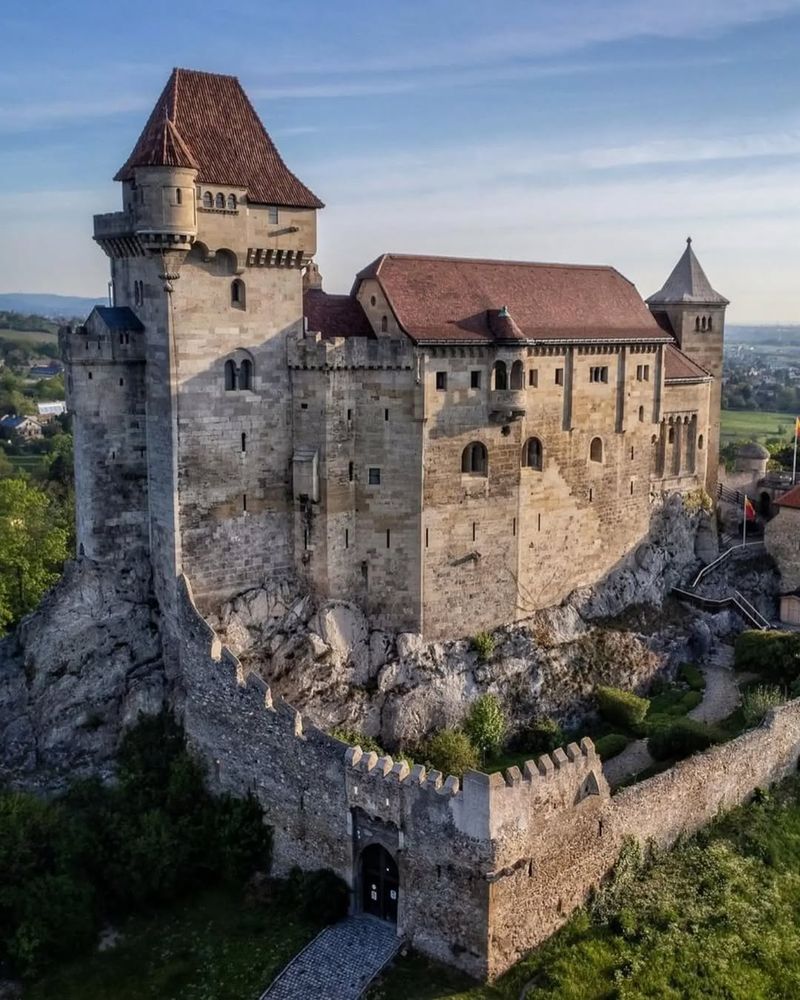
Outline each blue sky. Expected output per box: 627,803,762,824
2,0,799,322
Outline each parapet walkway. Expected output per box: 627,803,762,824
261,915,401,1000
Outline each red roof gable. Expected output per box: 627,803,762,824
663,344,711,382
304,289,375,340
115,68,322,209
776,485,800,510
355,254,672,345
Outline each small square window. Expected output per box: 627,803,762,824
470,370,481,389
368,467,381,486
636,364,650,382
435,371,447,391
267,206,279,224
528,369,538,387
555,368,564,386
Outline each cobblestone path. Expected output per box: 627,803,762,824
261,915,401,1000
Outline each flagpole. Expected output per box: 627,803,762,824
742,494,746,548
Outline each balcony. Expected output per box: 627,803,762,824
93,212,134,240
488,388,526,422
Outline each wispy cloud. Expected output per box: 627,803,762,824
0,96,150,132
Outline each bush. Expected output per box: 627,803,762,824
735,631,800,686
512,717,564,755
679,662,705,692
594,733,629,761
330,726,385,756
741,685,786,729
424,729,479,777
286,867,349,926
472,631,495,661
596,685,650,730
464,694,506,757
648,718,719,762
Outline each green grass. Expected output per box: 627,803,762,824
0,327,58,347
721,408,797,445
28,888,319,1000
369,773,800,999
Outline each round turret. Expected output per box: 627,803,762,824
132,164,198,242
734,440,769,475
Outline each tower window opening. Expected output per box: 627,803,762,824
590,437,603,463
461,441,488,476
472,522,476,541
555,367,564,386
380,315,388,333
239,358,253,391
215,192,225,209
492,360,508,390
512,517,516,537
630,446,635,460
224,359,237,391
589,487,593,502
636,364,650,381
707,316,713,331
668,427,675,444
529,368,538,387
347,408,352,421
470,370,481,389
425,528,429,548
589,366,609,383
227,193,237,210
523,437,543,470
510,360,524,390
88,371,93,380
345,529,349,549
176,188,182,205
435,371,448,391
202,191,213,209
348,461,354,482
386,529,391,549
241,432,247,453
384,408,389,421
698,434,704,450
119,377,124,386
537,512,542,532
695,316,701,331
368,467,381,486
268,205,279,224
638,405,645,422
231,279,246,310
701,316,707,331
630,480,634,495
242,494,247,512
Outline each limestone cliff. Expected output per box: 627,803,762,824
0,553,165,792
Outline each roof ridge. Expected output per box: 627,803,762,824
378,252,617,272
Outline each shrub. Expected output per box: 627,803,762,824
512,717,565,755
741,685,786,729
330,726,384,756
679,662,705,692
464,694,506,757
594,733,629,761
424,729,479,777
648,718,718,762
596,685,650,730
735,631,800,686
286,867,349,926
472,631,495,661
683,487,713,513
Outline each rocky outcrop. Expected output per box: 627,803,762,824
0,553,165,792
210,496,716,747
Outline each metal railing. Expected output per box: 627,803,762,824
672,586,772,631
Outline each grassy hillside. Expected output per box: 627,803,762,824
720,408,797,445
0,328,59,347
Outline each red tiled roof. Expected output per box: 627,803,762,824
776,485,800,510
355,254,672,345
663,344,711,382
122,115,199,171
304,289,375,340
115,68,323,209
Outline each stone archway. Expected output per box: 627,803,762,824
359,843,399,923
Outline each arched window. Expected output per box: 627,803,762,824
224,359,237,391
698,434,704,450
492,360,508,390
461,441,488,476
707,316,713,331
215,192,225,209
510,360,524,390
202,191,213,209
231,279,246,310
523,437,543,470
227,193,237,210
701,316,707,331
638,405,645,422
239,359,253,391
133,281,140,306
668,426,675,444
590,437,603,463
380,315,388,333
695,316,701,331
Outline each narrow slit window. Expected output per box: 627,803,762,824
242,494,247,512
345,529,349,549
241,432,247,453
472,522,476,541
384,408,389,421
386,529,391,549
425,528,429,548
348,461,354,482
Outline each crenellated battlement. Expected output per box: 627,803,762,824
287,328,416,371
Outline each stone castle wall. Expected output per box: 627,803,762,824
175,573,800,981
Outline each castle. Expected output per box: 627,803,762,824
62,67,728,641
53,68,795,982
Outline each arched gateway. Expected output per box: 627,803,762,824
360,844,399,922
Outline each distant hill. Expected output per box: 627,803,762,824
0,293,106,320
726,325,800,345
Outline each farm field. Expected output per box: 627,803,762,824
720,408,797,445
0,327,58,347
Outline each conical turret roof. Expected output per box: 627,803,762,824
123,114,199,172
646,238,728,306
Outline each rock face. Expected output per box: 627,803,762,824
0,553,165,792
211,496,715,748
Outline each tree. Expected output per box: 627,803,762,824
0,478,69,633
465,694,506,758
423,729,479,777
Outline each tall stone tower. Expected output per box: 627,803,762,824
646,238,728,494
87,68,322,617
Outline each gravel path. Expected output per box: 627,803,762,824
260,916,400,1000
602,738,654,788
